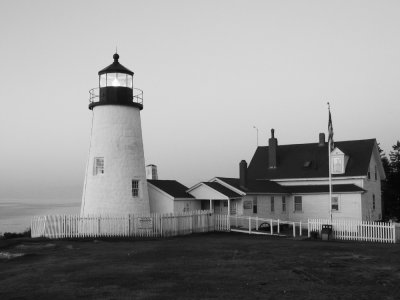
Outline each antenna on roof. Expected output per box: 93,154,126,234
253,126,259,147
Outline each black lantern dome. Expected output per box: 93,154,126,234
89,53,143,110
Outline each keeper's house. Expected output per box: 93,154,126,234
187,130,385,222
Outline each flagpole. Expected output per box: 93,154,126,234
328,138,332,223
327,102,333,223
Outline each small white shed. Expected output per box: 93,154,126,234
148,180,201,214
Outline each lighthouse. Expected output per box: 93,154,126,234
81,53,150,216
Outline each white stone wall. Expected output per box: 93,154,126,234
81,105,150,216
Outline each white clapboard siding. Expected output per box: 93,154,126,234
31,211,230,239
308,219,398,243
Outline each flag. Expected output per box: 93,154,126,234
328,106,334,151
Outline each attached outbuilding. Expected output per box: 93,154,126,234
148,180,201,214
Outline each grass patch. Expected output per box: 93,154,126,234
0,232,400,299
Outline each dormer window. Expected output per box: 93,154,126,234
331,147,348,175
332,157,343,173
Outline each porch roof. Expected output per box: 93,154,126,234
286,184,365,194
202,182,242,199
216,177,289,194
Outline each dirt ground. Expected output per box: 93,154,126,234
1,232,400,300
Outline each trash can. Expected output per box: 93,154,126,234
321,224,333,241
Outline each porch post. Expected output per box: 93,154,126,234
209,199,212,212
227,198,231,229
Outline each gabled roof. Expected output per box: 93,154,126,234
202,182,242,198
147,180,194,199
286,184,365,194
248,139,377,180
216,177,289,194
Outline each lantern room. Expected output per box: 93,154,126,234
89,53,143,110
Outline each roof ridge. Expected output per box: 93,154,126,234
256,138,376,148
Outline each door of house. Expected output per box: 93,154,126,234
214,201,221,213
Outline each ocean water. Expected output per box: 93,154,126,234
0,200,81,234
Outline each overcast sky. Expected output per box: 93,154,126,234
1,0,399,202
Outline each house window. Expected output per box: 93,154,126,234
282,196,286,212
183,202,190,212
373,194,375,210
271,196,275,212
253,197,258,214
331,196,339,211
132,180,139,197
374,165,377,181
367,167,371,180
243,200,252,210
93,157,104,175
294,196,302,212
224,201,228,207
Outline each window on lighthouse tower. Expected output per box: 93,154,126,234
132,180,140,197
93,157,104,175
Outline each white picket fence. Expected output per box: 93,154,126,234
31,211,230,239
229,215,303,237
308,219,399,243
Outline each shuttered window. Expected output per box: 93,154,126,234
332,196,339,211
253,197,258,214
282,196,286,212
132,180,139,197
271,196,275,212
294,196,302,212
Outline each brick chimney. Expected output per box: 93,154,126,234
318,133,325,147
239,160,247,189
269,129,278,169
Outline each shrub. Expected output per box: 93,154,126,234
2,228,31,240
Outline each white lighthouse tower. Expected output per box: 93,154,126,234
81,53,150,216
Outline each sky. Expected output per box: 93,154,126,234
0,0,399,203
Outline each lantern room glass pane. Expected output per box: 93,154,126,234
100,74,107,87
101,73,132,87
117,73,127,87
127,75,133,88
107,73,117,86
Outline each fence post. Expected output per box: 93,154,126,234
97,217,101,236
277,219,280,234
293,222,296,238
270,219,273,235
307,219,310,238
299,221,302,236
249,217,251,234
393,223,396,244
